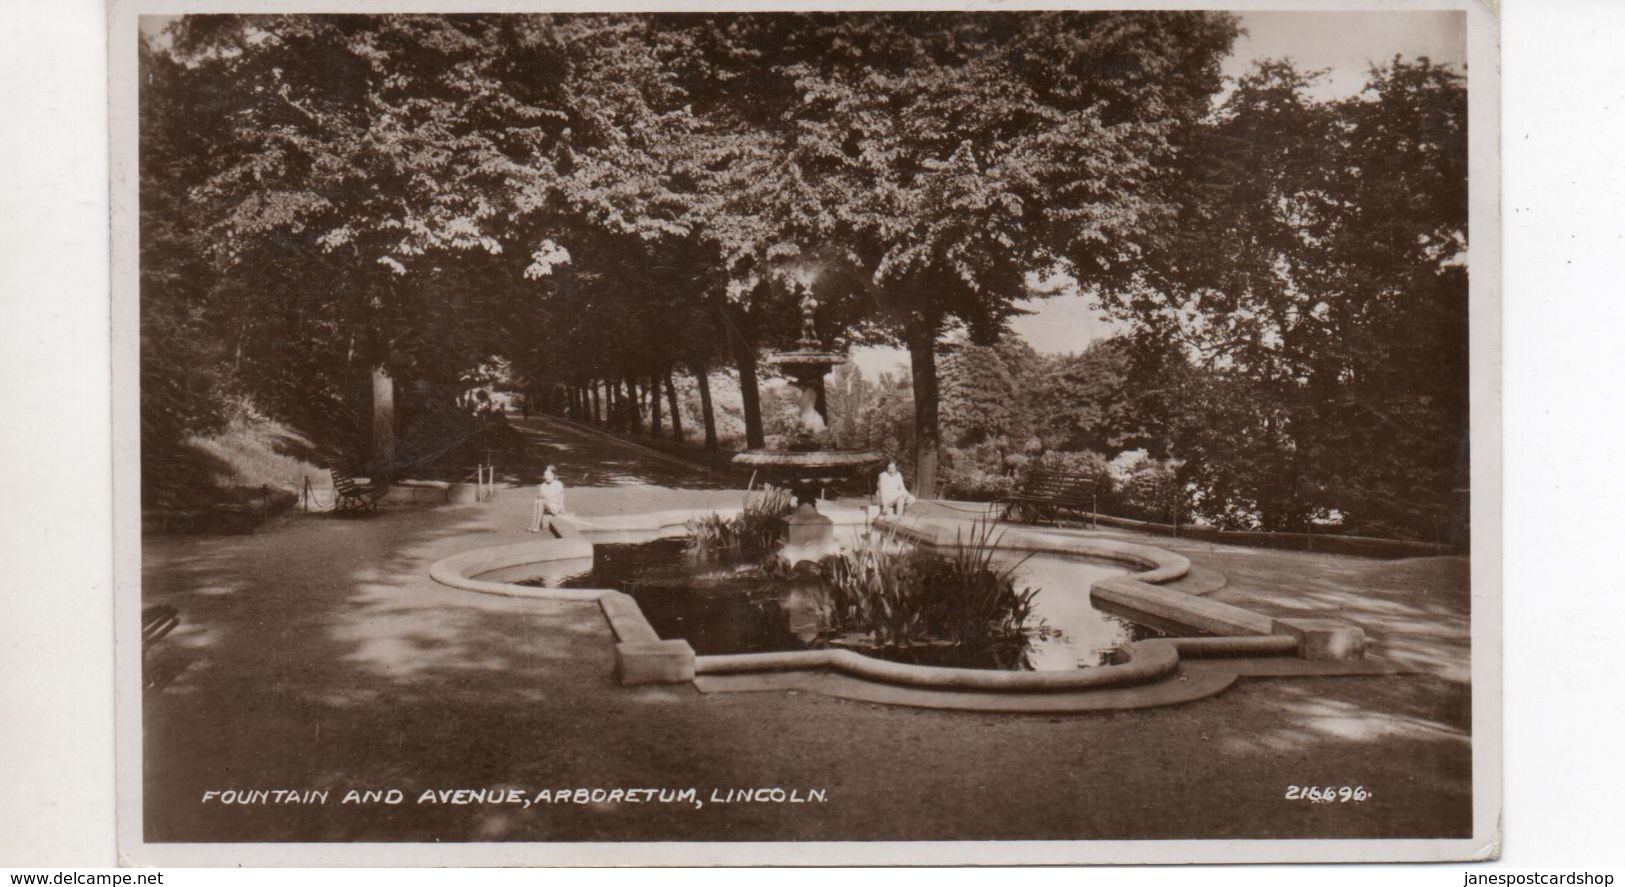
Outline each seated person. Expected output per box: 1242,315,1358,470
876,460,916,515
528,465,567,533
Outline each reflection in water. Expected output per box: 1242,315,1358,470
524,539,1162,671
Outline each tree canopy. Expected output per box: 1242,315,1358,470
140,14,1469,542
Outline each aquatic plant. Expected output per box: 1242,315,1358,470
816,520,1042,651
818,523,929,646
921,521,1042,644
684,486,794,558
737,485,794,551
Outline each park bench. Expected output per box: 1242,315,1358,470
997,470,1098,526
142,605,179,655
328,459,383,514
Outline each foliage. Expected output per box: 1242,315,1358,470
1032,339,1142,453
1104,58,1468,538
938,337,1036,451
684,486,795,558
1018,450,1113,488
816,526,928,646
139,16,1466,543
823,362,916,458
816,522,1041,649
750,12,1241,496
1110,455,1186,524
916,521,1043,645
938,448,1019,501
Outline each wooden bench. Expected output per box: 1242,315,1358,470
997,470,1098,525
328,459,382,514
142,605,179,655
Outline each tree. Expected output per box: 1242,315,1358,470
1035,338,1140,455
1106,58,1468,537
766,12,1240,496
139,39,248,506
160,14,574,470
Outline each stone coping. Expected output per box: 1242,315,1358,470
873,515,1279,639
427,518,598,601
694,667,1242,714
428,507,1361,703
874,515,1192,583
428,508,870,601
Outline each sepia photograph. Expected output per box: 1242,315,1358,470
108,0,1499,865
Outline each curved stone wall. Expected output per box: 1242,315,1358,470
428,507,1359,701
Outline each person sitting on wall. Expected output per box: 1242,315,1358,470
528,465,567,533
877,460,916,516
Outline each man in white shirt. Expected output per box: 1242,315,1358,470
877,460,915,515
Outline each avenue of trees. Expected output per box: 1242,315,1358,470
141,12,1468,541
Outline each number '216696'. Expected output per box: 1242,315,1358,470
1284,785,1371,803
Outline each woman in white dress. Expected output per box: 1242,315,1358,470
528,465,567,533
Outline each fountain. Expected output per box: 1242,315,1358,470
732,281,883,563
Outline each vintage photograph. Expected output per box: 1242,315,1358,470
113,1,1497,865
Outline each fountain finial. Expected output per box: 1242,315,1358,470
796,282,820,349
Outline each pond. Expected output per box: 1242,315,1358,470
519,538,1164,671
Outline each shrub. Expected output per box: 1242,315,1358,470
938,462,1017,501
940,442,1019,500
1113,456,1187,524
1019,449,1112,486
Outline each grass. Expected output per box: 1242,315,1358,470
145,409,330,511
187,415,330,493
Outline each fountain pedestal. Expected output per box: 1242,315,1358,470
782,502,840,564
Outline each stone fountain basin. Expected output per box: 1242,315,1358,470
427,508,1371,706
732,450,884,492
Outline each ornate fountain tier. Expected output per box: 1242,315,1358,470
766,350,847,371
733,448,884,499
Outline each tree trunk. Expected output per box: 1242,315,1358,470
907,320,941,499
624,377,643,435
370,364,395,476
734,347,764,450
648,373,663,439
724,303,765,450
664,367,684,444
589,381,601,424
694,365,718,451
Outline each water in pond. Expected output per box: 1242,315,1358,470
523,538,1163,671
